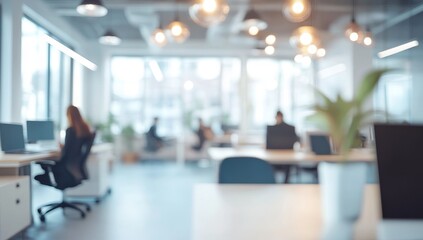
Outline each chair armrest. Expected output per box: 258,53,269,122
36,160,58,166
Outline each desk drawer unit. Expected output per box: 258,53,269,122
0,176,30,240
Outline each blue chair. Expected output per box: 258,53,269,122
218,157,276,184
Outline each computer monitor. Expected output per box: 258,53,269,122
266,125,298,149
0,123,26,153
26,120,55,143
309,134,332,155
374,123,423,219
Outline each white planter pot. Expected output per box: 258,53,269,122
318,162,367,240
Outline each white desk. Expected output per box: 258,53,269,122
65,143,114,201
0,152,56,175
0,176,31,240
208,147,375,164
192,184,380,240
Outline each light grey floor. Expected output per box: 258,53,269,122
13,160,355,240
20,161,215,240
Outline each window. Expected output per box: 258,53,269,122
21,17,73,130
111,57,240,137
246,58,313,133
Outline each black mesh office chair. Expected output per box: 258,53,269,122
34,132,95,222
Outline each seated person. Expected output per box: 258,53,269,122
35,105,92,187
266,110,299,149
145,117,163,152
192,118,214,151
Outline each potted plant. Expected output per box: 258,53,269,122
95,114,116,143
307,69,389,239
120,125,139,163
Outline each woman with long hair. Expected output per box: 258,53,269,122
66,105,91,138
35,105,92,186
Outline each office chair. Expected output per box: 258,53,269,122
34,132,95,222
218,157,276,184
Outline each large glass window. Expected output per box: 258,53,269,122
246,58,313,133
21,17,73,130
111,57,240,137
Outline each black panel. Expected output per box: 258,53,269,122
374,123,423,219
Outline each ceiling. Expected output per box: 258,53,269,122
40,0,423,51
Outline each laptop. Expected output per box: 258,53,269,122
374,123,423,219
266,124,298,149
309,134,332,155
0,123,40,154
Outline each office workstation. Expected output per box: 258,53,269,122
1,0,423,239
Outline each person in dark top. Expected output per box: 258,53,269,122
145,117,163,152
266,110,299,149
35,105,91,186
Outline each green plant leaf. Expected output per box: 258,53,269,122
355,69,391,104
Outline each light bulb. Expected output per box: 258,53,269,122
265,34,276,45
265,45,275,55
292,2,305,14
151,29,167,47
299,32,313,46
345,20,363,43
167,20,190,43
189,0,230,27
349,32,359,42
363,36,372,46
362,30,373,46
307,44,317,54
316,48,326,57
283,0,311,23
248,26,259,36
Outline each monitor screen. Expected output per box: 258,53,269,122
309,134,332,155
0,123,26,152
266,125,298,149
26,120,55,143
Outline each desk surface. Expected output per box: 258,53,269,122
192,184,380,240
0,143,114,168
208,147,375,164
0,152,56,167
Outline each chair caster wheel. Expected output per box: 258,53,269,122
40,215,46,223
81,212,86,218
86,206,91,212
37,208,42,214
95,198,101,204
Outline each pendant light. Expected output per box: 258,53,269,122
99,30,121,46
290,26,320,49
265,34,276,45
151,21,168,47
243,9,267,36
167,3,190,43
344,0,363,42
77,0,108,17
189,0,230,27
362,28,373,46
283,0,311,23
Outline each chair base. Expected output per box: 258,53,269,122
37,200,91,223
